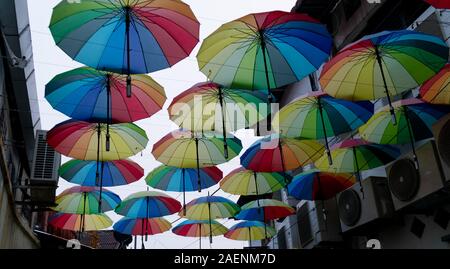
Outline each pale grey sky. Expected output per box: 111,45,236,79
27,0,295,249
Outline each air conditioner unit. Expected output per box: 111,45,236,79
30,130,61,204
432,113,450,185
296,198,342,249
337,177,394,233
386,139,449,212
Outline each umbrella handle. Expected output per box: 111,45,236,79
375,46,397,125
260,30,272,132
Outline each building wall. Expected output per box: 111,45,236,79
0,0,41,249
268,0,450,249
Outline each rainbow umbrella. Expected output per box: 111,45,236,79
49,213,112,232
45,67,166,123
420,64,450,105
225,221,276,246
115,191,181,242
274,91,373,164
168,82,269,149
425,0,450,8
287,170,355,201
315,139,400,192
198,11,332,131
320,30,448,124
235,199,295,238
220,167,287,196
172,220,228,249
113,217,171,249
152,130,242,191
47,120,148,161
359,98,450,168
240,134,324,173
146,165,222,211
54,186,121,214
59,159,143,187
50,0,200,96
179,195,240,243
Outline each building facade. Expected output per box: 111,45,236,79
267,0,450,249
0,0,42,248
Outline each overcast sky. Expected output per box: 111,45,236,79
27,0,295,249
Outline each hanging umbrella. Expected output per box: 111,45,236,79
320,30,448,124
315,139,400,192
45,67,166,123
168,82,269,151
50,0,200,96
425,0,450,8
287,170,355,201
224,221,276,247
146,165,222,211
115,191,181,218
240,134,324,173
420,64,450,105
113,217,171,249
274,91,373,165
113,217,171,235
198,11,332,130
359,98,450,168
115,191,181,242
47,119,148,161
172,220,228,249
49,213,112,232
234,199,294,239
54,186,121,214
152,130,242,191
179,195,240,243
59,159,143,187
220,167,287,196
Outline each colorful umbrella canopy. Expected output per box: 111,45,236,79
180,195,239,243
220,167,287,196
59,159,143,187
314,139,400,184
45,67,166,123
152,130,242,191
225,221,276,243
359,98,450,145
320,30,448,123
287,170,355,201
47,120,148,161
197,11,332,91
235,199,295,222
172,220,228,249
169,82,269,143
146,165,222,210
54,186,121,214
425,0,450,8
49,213,112,232
113,217,171,236
115,191,181,219
180,196,240,220
359,98,450,168
240,134,324,172
420,64,450,105
274,91,373,164
172,219,228,237
50,0,200,86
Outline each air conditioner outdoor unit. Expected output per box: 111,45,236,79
337,177,394,233
296,198,342,249
386,138,449,212
432,113,450,185
30,130,61,204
